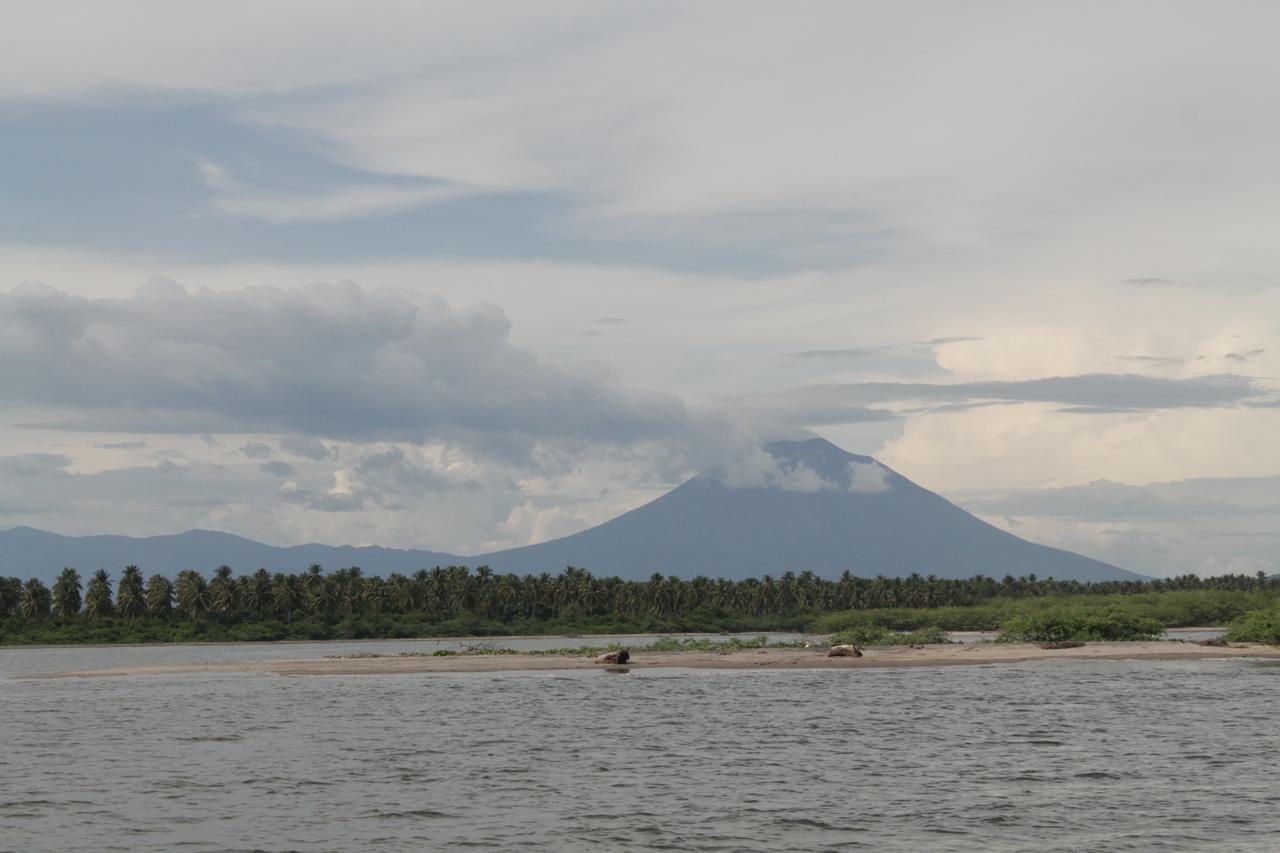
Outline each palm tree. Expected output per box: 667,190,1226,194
242,569,272,616
52,568,83,618
83,569,115,620
175,570,207,621
145,574,174,616
271,573,301,624
208,566,237,618
19,578,52,619
387,574,414,614
0,577,20,618
302,564,327,616
116,565,146,621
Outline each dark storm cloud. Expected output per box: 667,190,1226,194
0,281,697,454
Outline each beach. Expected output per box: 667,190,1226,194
23,640,1280,679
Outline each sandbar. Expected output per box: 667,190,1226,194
21,641,1280,679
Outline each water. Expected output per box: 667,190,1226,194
0,633,815,680
945,629,1228,644
3,642,1277,852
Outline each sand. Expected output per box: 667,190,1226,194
21,641,1280,679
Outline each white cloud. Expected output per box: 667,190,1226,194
847,460,889,494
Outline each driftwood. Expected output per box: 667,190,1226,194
594,649,631,665
1035,640,1085,649
1193,637,1230,647
828,644,862,658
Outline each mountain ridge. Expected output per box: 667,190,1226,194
0,439,1144,584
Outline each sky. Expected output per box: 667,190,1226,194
1,1,1278,578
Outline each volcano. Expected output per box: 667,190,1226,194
2,438,1141,583
475,438,1141,581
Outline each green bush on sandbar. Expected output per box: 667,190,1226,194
998,606,1163,642
1224,608,1280,645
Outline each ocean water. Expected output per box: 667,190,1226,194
2,643,1277,852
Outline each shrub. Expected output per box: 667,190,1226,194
999,606,1162,642
1225,608,1280,645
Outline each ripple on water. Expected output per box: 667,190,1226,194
4,657,1280,851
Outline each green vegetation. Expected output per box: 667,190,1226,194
998,606,1164,642
372,635,808,658
0,564,1276,646
1225,606,1280,645
815,589,1279,636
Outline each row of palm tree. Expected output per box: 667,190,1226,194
0,564,1274,625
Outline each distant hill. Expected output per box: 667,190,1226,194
0,527,457,587
1,438,1143,584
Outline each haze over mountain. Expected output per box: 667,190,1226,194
1,439,1142,585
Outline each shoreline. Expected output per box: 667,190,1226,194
0,627,1228,653
21,640,1278,679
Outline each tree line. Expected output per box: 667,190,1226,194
1,564,1274,628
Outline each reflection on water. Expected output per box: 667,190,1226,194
3,645,1279,852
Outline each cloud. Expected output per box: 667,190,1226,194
0,455,273,527
847,460,890,494
1117,355,1182,367
198,160,462,224
719,447,839,492
240,442,273,459
279,435,332,460
0,452,72,477
955,476,1280,522
94,440,148,450
351,445,480,494
276,481,364,513
741,374,1265,425
716,446,890,494
259,460,296,477
1124,278,1176,287
0,281,698,456
788,348,875,361
948,475,1280,578
787,336,984,362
